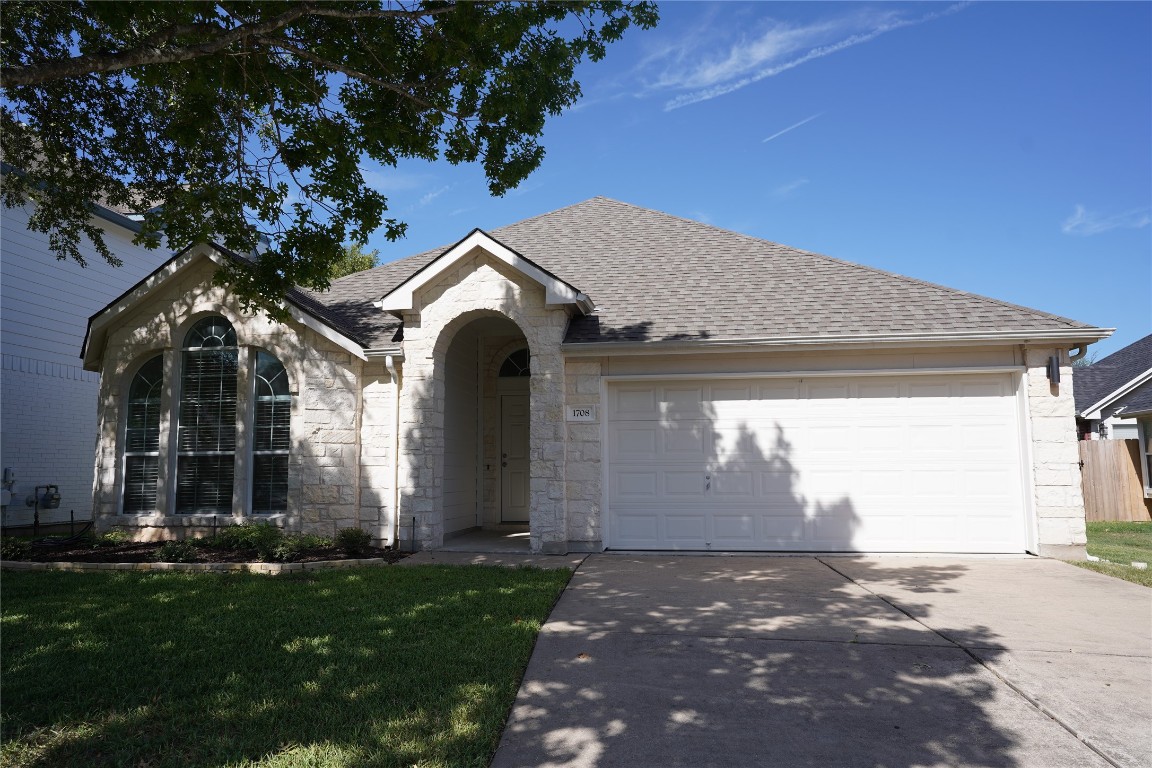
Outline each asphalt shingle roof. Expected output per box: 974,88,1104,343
1073,333,1152,414
304,197,1102,349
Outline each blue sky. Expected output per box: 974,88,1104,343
362,1,1150,359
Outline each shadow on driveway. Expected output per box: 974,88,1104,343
491,555,1151,768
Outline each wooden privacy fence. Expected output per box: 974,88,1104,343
1079,439,1152,522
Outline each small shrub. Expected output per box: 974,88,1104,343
336,527,372,557
152,540,200,563
209,523,283,559
88,530,130,548
1,537,31,560
270,533,333,563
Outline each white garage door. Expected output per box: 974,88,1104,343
606,374,1028,553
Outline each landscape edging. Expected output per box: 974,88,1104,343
0,558,391,574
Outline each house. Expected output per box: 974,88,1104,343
81,197,1111,557
1074,334,1152,440
1117,387,1152,500
1,195,173,527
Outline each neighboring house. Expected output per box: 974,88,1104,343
1073,334,1152,440
82,197,1111,557
1119,386,1152,500
1,198,174,526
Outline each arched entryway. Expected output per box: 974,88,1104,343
438,314,533,547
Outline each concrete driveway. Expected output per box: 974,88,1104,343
491,556,1152,768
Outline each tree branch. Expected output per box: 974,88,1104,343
2,3,454,87
254,35,474,123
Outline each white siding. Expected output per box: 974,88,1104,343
1,202,173,523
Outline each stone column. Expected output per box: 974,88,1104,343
1025,346,1086,559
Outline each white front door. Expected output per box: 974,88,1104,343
501,394,530,523
606,374,1028,553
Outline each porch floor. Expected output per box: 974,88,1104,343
437,526,532,553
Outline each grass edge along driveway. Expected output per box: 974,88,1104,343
1,564,572,768
1072,520,1152,587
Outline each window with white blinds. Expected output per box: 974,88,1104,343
252,351,290,513
176,317,238,514
123,355,163,513
120,316,293,516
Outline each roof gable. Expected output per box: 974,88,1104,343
82,243,367,369
373,229,593,315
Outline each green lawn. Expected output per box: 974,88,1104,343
1,565,571,768
1072,521,1152,587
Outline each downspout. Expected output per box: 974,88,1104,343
1068,344,1087,362
385,355,401,547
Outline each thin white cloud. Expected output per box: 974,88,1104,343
653,3,967,111
763,113,823,143
773,178,810,198
1062,205,1151,236
418,185,451,207
361,168,432,193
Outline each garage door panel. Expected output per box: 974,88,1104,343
664,426,710,455
808,382,851,399
607,373,1027,553
712,514,756,543
664,471,707,496
757,382,802,400
665,513,707,544
961,380,1010,397
713,470,754,496
615,471,657,497
762,516,807,541
614,512,661,546
613,427,657,458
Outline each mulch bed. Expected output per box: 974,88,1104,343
11,540,410,564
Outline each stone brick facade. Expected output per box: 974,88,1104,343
86,249,1092,559
1024,346,1087,558
394,251,571,553
564,358,604,550
91,259,380,541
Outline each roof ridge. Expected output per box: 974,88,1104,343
489,196,608,234
326,197,608,290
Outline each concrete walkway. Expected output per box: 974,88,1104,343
491,555,1152,768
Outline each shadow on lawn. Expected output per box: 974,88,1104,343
1,565,570,768
492,557,1043,768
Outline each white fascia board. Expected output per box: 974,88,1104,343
1079,366,1152,419
562,327,1116,357
374,229,593,313
284,303,367,361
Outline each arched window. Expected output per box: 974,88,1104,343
499,348,530,377
118,315,293,517
176,317,238,513
123,355,163,513
252,351,290,513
